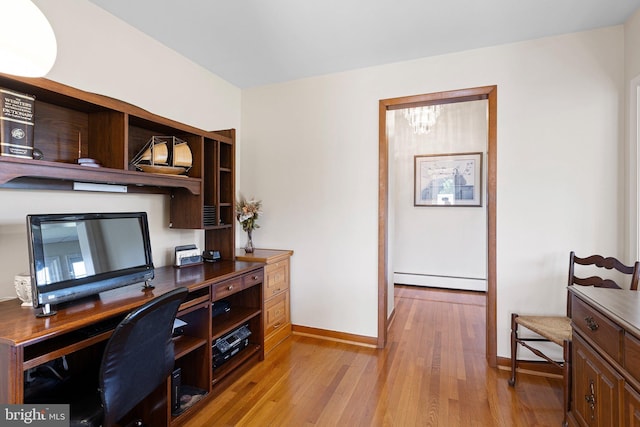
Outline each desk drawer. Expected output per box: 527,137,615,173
265,291,289,337
265,261,289,299
244,269,264,288
213,276,244,300
572,295,623,363
212,269,263,301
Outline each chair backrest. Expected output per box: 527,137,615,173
99,287,188,427
567,251,640,291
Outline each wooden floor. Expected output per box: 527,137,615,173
183,285,563,426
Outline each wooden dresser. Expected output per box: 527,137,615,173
236,249,293,354
567,286,640,426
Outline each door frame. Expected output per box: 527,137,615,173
378,85,497,366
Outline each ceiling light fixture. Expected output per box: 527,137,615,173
0,0,57,77
404,105,441,135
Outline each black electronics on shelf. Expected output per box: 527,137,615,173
212,324,251,368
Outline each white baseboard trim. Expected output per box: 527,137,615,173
394,272,487,292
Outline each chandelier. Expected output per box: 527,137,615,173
403,105,441,135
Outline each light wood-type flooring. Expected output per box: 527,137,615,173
183,285,563,426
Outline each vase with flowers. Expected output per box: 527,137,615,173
236,196,262,253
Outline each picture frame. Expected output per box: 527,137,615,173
414,152,482,207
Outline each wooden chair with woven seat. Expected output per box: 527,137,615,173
508,251,640,426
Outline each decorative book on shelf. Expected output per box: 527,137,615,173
130,136,192,175
0,88,35,159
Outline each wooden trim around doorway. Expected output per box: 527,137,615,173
378,86,497,367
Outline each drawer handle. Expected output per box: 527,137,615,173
585,381,596,420
273,322,281,329
227,285,234,291
252,275,259,280
584,316,599,331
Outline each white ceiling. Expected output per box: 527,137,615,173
86,0,640,89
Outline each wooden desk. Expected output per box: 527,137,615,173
0,261,264,426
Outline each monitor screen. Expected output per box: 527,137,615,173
27,212,155,316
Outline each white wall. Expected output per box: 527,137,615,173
625,9,640,262
241,27,625,354
0,0,242,298
391,101,488,292
35,1,240,132
625,9,640,84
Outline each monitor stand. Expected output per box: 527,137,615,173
141,279,155,290
36,303,57,318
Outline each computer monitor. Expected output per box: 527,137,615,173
26,212,155,316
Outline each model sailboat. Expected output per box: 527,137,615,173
130,136,192,175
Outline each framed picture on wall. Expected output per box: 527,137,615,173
414,152,482,207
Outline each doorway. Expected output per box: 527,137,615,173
378,86,497,366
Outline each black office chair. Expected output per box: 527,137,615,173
70,287,188,427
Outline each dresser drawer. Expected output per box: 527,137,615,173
625,333,640,381
264,291,289,336
572,295,623,363
265,261,289,299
